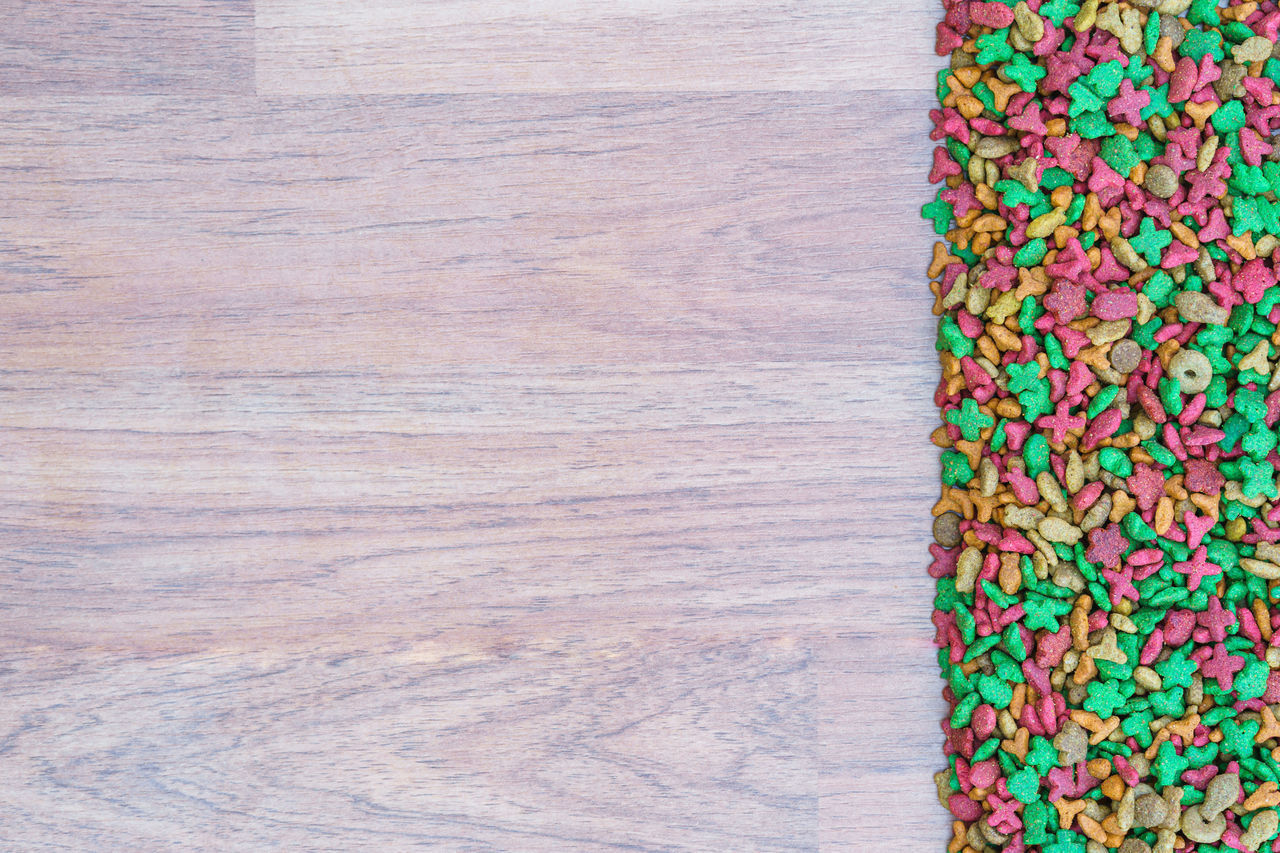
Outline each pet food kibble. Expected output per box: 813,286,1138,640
932,510,963,548
1167,348,1213,394
925,0,1280,849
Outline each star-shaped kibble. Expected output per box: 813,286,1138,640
1221,717,1262,759
1197,596,1236,642
1240,457,1278,500
1006,360,1042,394
1044,281,1088,324
1140,83,1174,120
1025,735,1062,775
1151,740,1191,787
1024,596,1065,632
922,197,953,235
1155,649,1198,690
1006,53,1048,93
1126,463,1167,513
1086,523,1127,568
1036,400,1086,444
1108,78,1151,127
1200,642,1246,691
1172,545,1221,592
946,398,994,442
1233,658,1270,702
1129,217,1174,266
1083,679,1128,718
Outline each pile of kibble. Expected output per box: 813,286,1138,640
925,0,1280,851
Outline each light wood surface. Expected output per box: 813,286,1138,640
1,2,949,849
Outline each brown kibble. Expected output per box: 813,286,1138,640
1166,713,1201,741
953,66,982,88
1056,720,1090,765
1169,220,1199,249
933,511,963,548
930,242,960,278
1255,599,1274,642
987,78,1021,112
1110,338,1143,373
1072,652,1098,685
1143,164,1179,199
1133,793,1169,829
1180,804,1226,844
1227,231,1259,260
1190,492,1221,521
1168,348,1213,394
1111,490,1137,523
1077,813,1108,844
1244,780,1280,811
1002,724,1030,760
1242,810,1279,851
1176,291,1230,326
1154,496,1175,536
1185,98,1218,129
999,552,1022,595
956,94,985,119
1202,773,1240,820
1055,797,1088,830
1071,605,1091,651
973,136,1020,159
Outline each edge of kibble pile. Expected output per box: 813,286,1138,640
926,1,1280,852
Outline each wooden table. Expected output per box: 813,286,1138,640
2,2,951,848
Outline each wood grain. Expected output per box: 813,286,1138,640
2,0,254,95
0,92,934,370
1,2,951,849
255,0,939,94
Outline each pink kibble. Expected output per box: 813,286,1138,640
949,793,984,822
1178,393,1207,426
1169,56,1199,102
970,759,999,790
1092,288,1138,320
1081,406,1122,450
1140,629,1165,666
1184,458,1226,494
1127,463,1167,512
1129,548,1164,566
973,703,998,740
970,2,1015,28
1265,672,1280,704
1113,755,1141,787
1239,127,1273,167
1183,765,1217,788
1036,625,1072,668
1236,258,1275,304
1162,241,1199,269
1165,610,1198,646
1072,480,1106,510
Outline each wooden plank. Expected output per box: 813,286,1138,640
2,363,943,848
256,0,939,94
1,0,254,95
1,4,952,848
2,363,937,643
818,632,953,848
0,91,937,370
2,636,819,850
